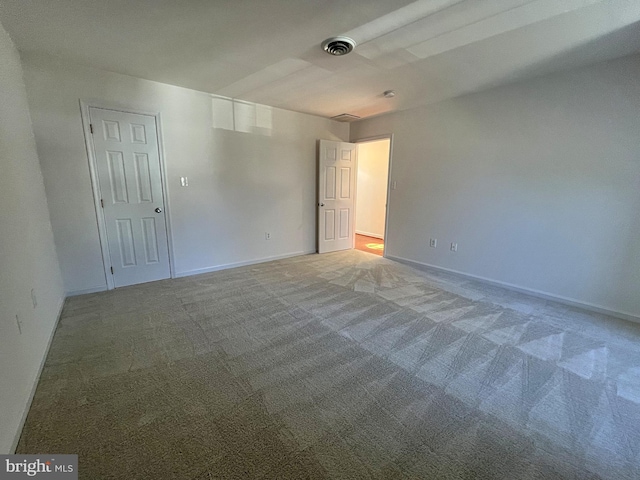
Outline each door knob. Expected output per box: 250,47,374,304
155,207,163,213
319,203,325,207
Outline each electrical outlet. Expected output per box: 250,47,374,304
429,238,437,248
180,176,189,187
450,242,458,252
265,232,271,240
391,181,397,190
31,288,37,308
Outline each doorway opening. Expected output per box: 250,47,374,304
355,137,391,257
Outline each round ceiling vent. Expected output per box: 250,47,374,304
322,36,356,56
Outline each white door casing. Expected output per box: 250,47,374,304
89,107,171,287
318,140,358,253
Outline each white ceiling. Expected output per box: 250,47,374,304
2,0,640,119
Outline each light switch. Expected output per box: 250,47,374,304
180,176,189,187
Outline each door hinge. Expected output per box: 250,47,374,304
110,266,114,275
100,199,104,208
90,124,94,134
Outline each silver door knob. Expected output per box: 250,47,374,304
319,203,325,207
155,207,163,213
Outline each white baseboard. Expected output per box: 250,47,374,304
11,295,66,453
386,255,640,324
175,250,316,278
68,251,319,291
355,230,384,240
67,285,107,296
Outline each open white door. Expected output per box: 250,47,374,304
318,140,358,253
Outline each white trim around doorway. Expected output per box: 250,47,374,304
353,134,394,258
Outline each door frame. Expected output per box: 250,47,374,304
353,134,394,258
79,100,175,290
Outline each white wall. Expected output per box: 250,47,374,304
355,139,389,239
21,55,349,294
0,25,65,452
351,54,640,320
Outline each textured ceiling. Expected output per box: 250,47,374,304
1,0,640,119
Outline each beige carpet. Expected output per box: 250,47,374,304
17,250,640,479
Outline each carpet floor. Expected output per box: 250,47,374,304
17,250,640,479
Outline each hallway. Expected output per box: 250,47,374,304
355,234,384,256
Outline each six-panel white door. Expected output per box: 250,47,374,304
318,140,358,253
90,107,171,287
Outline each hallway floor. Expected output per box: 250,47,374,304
355,234,384,256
